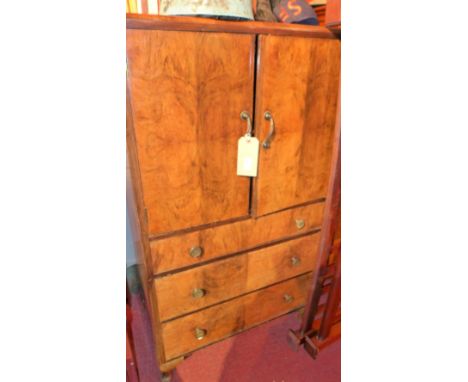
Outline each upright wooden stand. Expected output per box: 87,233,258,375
289,86,341,358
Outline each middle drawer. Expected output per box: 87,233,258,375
154,233,320,322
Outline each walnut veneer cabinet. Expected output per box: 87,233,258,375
126,14,340,379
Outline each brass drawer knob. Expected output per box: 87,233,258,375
283,294,294,303
295,219,305,230
192,288,206,299
194,328,207,340
189,246,203,258
291,256,301,266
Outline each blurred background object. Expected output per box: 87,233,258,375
273,0,319,25
255,0,277,22
125,0,332,27
126,0,158,14
159,0,254,20
324,0,340,31
125,0,331,26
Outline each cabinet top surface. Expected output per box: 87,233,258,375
126,14,337,39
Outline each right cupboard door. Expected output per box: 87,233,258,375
254,35,340,217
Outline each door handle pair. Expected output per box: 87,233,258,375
240,111,275,149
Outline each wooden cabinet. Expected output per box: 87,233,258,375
127,14,340,379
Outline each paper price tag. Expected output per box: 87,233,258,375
237,135,259,177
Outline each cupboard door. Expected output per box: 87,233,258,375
254,35,340,216
127,30,255,236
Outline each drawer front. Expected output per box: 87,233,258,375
161,273,312,360
150,202,324,274
155,234,319,321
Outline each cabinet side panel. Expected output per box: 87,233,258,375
127,81,168,367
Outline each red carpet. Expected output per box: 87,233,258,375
129,290,340,382
172,313,340,382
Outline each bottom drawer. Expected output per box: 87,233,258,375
161,273,312,360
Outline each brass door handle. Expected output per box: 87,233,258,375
262,111,275,149
194,328,207,340
240,111,253,137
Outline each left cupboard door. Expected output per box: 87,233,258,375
127,30,255,236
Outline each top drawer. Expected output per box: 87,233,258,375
150,202,324,274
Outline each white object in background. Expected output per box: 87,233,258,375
160,0,254,20
148,0,159,14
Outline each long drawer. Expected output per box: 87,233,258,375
155,234,319,321
161,273,312,360
150,202,324,274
